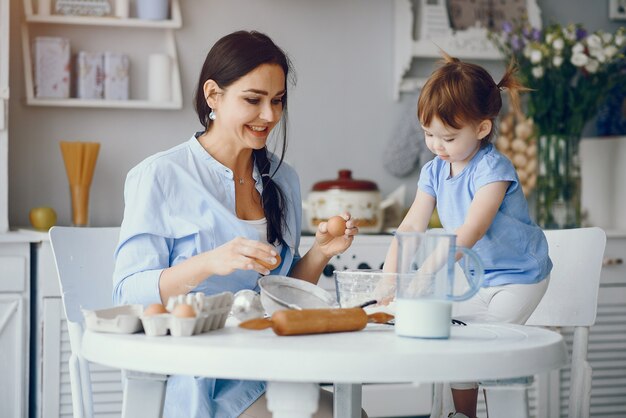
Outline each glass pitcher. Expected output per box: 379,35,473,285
394,230,484,338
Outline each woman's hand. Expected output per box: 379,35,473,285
315,212,359,258
204,237,278,276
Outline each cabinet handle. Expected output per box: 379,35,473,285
603,257,624,266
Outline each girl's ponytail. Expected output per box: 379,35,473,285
497,61,531,117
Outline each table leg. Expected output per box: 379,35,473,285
333,383,362,418
266,381,320,418
122,371,167,418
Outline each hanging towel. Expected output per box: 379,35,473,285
383,91,432,178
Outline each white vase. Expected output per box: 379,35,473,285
136,0,169,20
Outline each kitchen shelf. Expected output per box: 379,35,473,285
24,13,181,29
393,0,541,99
21,0,183,109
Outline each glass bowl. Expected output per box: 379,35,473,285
334,269,396,308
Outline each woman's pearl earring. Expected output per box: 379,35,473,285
209,110,216,121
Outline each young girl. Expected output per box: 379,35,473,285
383,53,552,418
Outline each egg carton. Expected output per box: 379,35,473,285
83,304,144,334
141,291,234,337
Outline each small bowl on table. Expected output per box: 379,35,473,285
333,269,396,308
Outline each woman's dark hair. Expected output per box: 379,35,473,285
194,30,295,246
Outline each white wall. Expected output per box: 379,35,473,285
9,0,420,227
7,0,624,228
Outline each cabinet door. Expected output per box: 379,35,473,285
0,295,26,418
42,298,123,418
0,0,9,232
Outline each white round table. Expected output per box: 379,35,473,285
82,322,567,418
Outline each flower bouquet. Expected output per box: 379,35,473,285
489,20,626,228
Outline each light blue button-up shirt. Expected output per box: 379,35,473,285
418,143,552,287
112,134,302,418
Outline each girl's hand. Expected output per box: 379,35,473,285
204,237,278,276
315,212,359,258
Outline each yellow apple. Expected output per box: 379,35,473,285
29,207,57,231
428,208,443,229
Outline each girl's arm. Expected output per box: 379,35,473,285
455,181,510,250
383,190,436,272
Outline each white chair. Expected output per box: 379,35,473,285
431,227,606,418
49,226,121,418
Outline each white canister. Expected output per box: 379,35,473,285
147,53,171,102
115,0,129,18
38,0,51,16
136,0,169,20
303,170,394,234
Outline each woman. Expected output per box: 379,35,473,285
112,31,360,418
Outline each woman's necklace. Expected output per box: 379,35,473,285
234,164,253,185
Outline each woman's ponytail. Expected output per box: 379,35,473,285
253,147,287,246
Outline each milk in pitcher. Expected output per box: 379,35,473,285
395,298,452,339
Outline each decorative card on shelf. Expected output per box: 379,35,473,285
34,37,70,99
76,51,104,99
104,52,130,100
55,0,111,16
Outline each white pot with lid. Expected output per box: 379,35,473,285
303,170,393,234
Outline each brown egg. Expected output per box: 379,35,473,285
327,216,347,237
143,303,168,316
256,253,282,270
172,304,196,318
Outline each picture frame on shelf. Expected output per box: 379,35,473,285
393,0,542,99
412,0,541,59
609,0,626,20
55,0,111,17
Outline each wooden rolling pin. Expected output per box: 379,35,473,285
239,307,394,336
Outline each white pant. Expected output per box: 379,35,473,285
450,277,550,390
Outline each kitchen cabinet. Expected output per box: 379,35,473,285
28,230,123,418
0,0,9,232
0,233,36,418
20,0,182,109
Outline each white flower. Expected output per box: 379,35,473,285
532,66,544,78
530,49,543,64
589,47,606,63
523,44,532,58
572,43,585,54
605,45,618,58
553,55,564,67
571,52,589,67
546,33,555,44
616,34,625,47
602,32,613,44
585,59,599,73
552,38,564,51
587,34,602,49
564,28,577,41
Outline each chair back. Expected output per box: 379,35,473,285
49,226,120,418
526,227,606,327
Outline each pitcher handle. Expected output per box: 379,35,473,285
449,246,484,302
